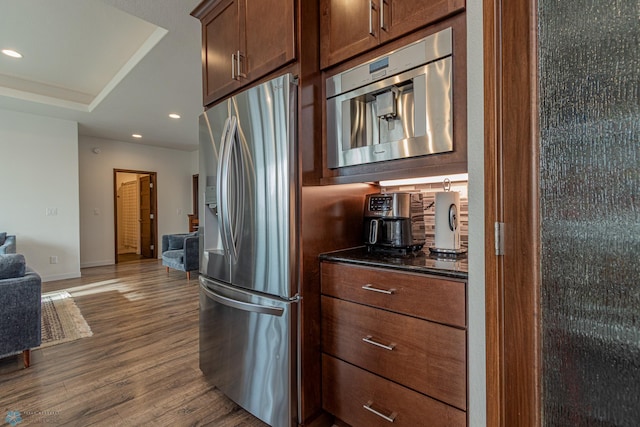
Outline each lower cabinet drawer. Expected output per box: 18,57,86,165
322,355,466,427
322,296,467,410
321,262,466,327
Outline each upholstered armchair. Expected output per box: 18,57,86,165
0,233,16,254
161,233,199,280
0,254,42,368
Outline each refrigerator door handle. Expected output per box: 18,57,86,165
200,283,285,317
229,119,245,255
217,117,231,255
226,116,240,261
220,116,239,262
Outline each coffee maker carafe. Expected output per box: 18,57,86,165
364,192,426,254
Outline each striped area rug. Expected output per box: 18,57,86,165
39,291,93,348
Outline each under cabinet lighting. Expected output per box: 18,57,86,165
169,113,181,119
2,49,22,58
379,173,469,187
132,134,142,139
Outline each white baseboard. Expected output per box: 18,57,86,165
41,271,81,283
80,260,114,268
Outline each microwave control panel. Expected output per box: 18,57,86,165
326,27,452,99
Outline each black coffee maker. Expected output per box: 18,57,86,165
363,192,426,254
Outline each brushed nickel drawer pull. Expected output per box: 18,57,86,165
363,400,397,422
362,284,395,295
363,335,396,351
236,50,246,79
368,0,374,36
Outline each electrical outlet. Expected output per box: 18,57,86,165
49,256,58,264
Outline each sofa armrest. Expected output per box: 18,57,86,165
161,235,170,253
0,269,42,356
183,236,200,272
0,235,16,254
0,253,26,280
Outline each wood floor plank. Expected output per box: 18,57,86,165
0,261,268,426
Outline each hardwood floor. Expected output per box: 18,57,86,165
0,261,268,426
116,253,152,263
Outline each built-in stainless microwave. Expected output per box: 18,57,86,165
326,27,453,169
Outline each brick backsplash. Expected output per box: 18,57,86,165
380,180,469,249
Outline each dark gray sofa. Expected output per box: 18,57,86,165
0,253,42,367
0,232,16,254
161,233,199,280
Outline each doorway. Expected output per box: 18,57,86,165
189,174,199,232
113,169,158,264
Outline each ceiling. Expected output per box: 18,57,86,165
0,0,203,151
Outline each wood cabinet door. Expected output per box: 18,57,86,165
320,0,380,69
242,0,295,83
379,0,465,43
202,0,242,105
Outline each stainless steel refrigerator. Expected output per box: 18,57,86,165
198,73,299,427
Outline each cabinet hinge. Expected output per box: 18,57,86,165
495,222,505,256
150,182,154,189
150,213,154,220
150,244,155,251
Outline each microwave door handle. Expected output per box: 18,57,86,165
200,283,284,317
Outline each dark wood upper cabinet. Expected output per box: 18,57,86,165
320,0,465,69
379,0,465,42
192,0,295,106
320,0,379,70
243,0,295,84
198,0,241,105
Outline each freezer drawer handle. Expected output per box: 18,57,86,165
362,284,396,295
201,284,284,317
362,335,396,351
363,400,397,423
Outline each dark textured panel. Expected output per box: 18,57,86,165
539,0,640,426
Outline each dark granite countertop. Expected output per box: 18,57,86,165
319,246,468,280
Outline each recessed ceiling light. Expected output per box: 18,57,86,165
132,134,142,139
2,49,23,59
169,113,181,119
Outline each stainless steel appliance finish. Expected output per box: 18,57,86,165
364,192,422,219
200,277,297,427
326,27,453,169
199,73,299,427
363,192,426,251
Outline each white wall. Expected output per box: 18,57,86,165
79,136,196,267
190,149,199,176
467,0,486,425
0,109,81,282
